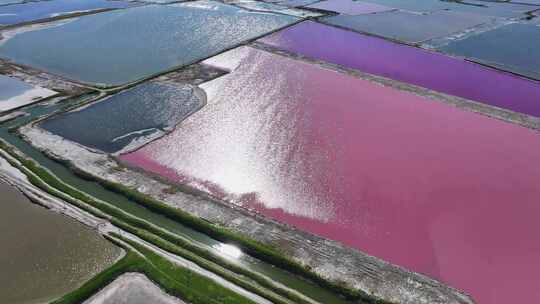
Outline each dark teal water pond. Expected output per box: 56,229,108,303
0,1,297,86
41,82,204,153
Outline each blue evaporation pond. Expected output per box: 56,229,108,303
0,2,297,86
356,0,538,17
323,10,492,44
448,0,539,18
352,0,449,12
0,74,56,112
0,0,132,26
0,0,23,5
438,23,540,81
0,74,34,100
41,82,205,153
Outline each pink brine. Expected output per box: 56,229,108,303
121,46,540,304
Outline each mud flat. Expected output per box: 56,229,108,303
0,179,121,304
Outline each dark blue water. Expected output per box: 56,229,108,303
41,82,204,153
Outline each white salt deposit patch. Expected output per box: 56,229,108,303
83,273,186,304
0,75,56,113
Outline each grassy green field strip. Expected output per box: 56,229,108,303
122,235,259,304
117,223,297,304
74,165,369,301
0,140,313,304
52,236,258,304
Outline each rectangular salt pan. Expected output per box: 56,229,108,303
121,46,540,304
307,0,394,15
0,1,297,86
438,23,540,81
0,75,56,113
322,10,493,43
0,0,132,26
259,21,540,117
357,0,538,17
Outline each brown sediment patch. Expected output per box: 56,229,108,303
0,178,121,304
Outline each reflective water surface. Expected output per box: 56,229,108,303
259,21,540,117
0,181,121,304
41,82,204,153
0,1,297,86
122,46,540,304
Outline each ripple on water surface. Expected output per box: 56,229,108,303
0,1,298,86
121,46,540,304
0,182,121,304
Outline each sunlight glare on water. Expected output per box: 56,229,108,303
214,243,243,259
121,46,540,304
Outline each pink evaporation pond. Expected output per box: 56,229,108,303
307,0,394,15
120,47,540,304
